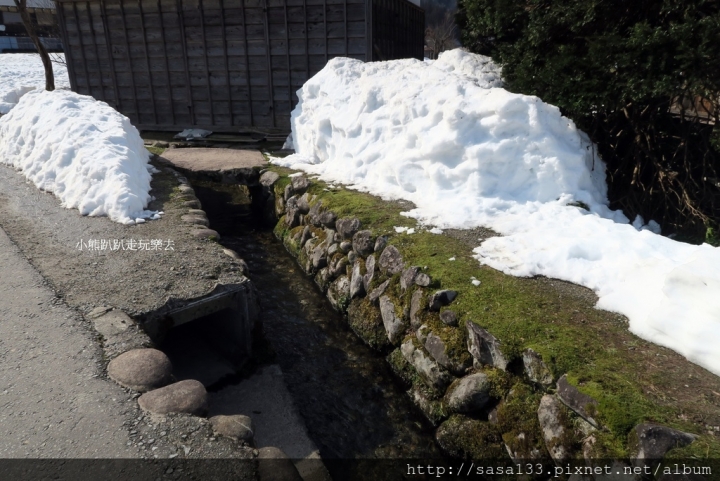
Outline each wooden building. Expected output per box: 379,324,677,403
55,0,424,132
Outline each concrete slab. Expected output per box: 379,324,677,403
161,148,267,172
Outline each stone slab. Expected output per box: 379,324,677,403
161,148,267,172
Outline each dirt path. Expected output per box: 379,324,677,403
0,226,137,457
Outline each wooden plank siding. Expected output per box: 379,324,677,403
56,0,423,132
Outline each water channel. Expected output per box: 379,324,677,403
190,180,444,471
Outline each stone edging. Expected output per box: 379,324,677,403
259,170,703,477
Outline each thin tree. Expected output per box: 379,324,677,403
425,11,458,60
13,0,55,91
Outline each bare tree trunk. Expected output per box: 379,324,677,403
14,0,55,91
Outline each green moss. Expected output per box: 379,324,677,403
485,368,514,399
421,315,472,371
347,298,391,351
386,348,414,388
496,383,548,458
436,415,507,460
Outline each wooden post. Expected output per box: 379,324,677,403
85,2,106,100
240,0,254,125
156,0,177,125
218,0,233,125
70,2,90,93
262,0,275,127
118,0,141,123
175,0,195,125
55,2,77,91
283,1,292,110
138,0,159,125
197,0,214,124
99,0,121,107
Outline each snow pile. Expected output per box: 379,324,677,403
0,90,160,224
273,49,720,376
0,53,70,114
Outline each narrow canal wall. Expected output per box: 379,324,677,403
256,169,706,476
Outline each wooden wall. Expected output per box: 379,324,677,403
56,0,422,132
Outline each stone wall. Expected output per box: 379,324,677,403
258,170,703,479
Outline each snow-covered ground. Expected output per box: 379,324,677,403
272,49,720,377
0,53,70,114
0,54,159,224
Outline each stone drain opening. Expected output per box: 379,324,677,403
158,307,249,389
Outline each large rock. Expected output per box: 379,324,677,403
327,275,351,312
352,230,375,257
444,372,492,413
556,375,599,428
299,225,312,248
401,339,453,392
415,272,431,287
409,387,448,426
440,310,458,327
436,415,506,459
137,379,208,416
349,260,365,299
336,217,361,239
409,289,425,329
424,331,472,375
374,236,387,253
210,414,254,443
428,290,458,311
259,170,280,187
296,192,311,214
181,214,209,227
284,196,301,228
310,239,329,271
108,348,172,392
465,321,509,370
368,279,390,303
328,255,349,280
635,423,698,461
290,175,310,194
192,228,220,240
362,254,376,292
379,296,407,344
400,266,420,291
378,245,404,275
257,447,303,481
523,348,554,388
537,394,571,463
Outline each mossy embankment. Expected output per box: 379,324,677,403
266,164,720,464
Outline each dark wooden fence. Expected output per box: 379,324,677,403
55,0,423,132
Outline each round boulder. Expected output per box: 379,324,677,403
107,348,172,392
210,414,254,443
137,379,208,416
257,447,303,481
192,228,221,240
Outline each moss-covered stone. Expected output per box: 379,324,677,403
436,415,506,460
420,315,473,376
347,298,391,351
387,347,415,388
496,383,550,462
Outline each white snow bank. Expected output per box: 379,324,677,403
272,49,720,376
0,90,160,224
0,53,70,114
